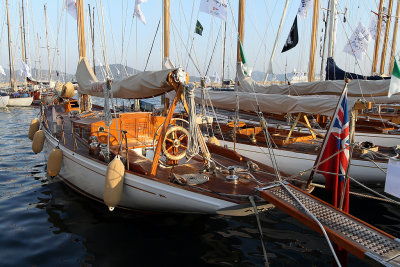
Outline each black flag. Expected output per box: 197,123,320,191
195,20,203,36
282,16,298,53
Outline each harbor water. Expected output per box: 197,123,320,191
0,106,399,266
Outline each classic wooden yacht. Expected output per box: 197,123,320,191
40,63,287,214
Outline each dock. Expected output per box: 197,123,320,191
259,182,400,266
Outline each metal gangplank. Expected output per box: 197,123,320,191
259,182,400,266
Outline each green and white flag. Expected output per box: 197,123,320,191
239,40,251,76
388,59,400,98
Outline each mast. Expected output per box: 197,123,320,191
77,0,86,58
163,0,170,62
263,0,290,84
19,3,25,62
22,0,27,64
37,33,42,82
6,0,16,90
380,0,394,74
389,0,400,73
372,0,385,74
319,1,330,81
160,0,170,114
222,22,227,84
19,2,26,86
44,5,52,83
308,0,319,82
89,4,96,74
237,0,245,63
327,0,337,58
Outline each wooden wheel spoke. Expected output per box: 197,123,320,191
165,138,174,143
179,144,187,149
166,146,174,152
178,134,187,141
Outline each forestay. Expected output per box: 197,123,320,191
76,57,176,99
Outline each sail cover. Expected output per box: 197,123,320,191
76,57,177,99
236,63,393,97
183,90,356,117
325,57,390,81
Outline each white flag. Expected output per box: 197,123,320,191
343,22,371,60
199,0,228,21
205,75,211,85
134,0,148,25
0,65,5,76
64,0,77,20
213,71,220,84
297,0,312,19
21,60,32,78
369,9,387,41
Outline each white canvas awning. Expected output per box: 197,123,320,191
236,63,394,97
163,89,358,117
76,57,177,99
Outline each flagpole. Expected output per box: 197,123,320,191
372,0,385,74
339,106,355,211
306,79,350,189
389,0,400,74
379,0,394,74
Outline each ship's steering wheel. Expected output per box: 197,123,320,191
153,118,189,165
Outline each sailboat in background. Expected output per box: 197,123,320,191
5,0,33,107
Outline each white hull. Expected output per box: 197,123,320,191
43,129,239,214
7,97,33,107
0,96,9,108
270,123,400,148
353,132,400,148
220,140,387,184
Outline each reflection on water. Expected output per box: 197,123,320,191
0,106,390,266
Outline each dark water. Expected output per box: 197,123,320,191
0,107,398,266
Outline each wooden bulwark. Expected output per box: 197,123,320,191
260,183,400,264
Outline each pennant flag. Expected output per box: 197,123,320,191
21,60,32,78
297,0,312,19
343,21,371,60
134,0,148,25
282,16,299,53
388,59,400,97
315,87,350,212
199,0,228,21
195,20,203,36
0,65,5,76
64,0,77,20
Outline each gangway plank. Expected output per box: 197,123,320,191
259,183,400,266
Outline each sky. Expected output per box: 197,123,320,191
0,0,398,81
